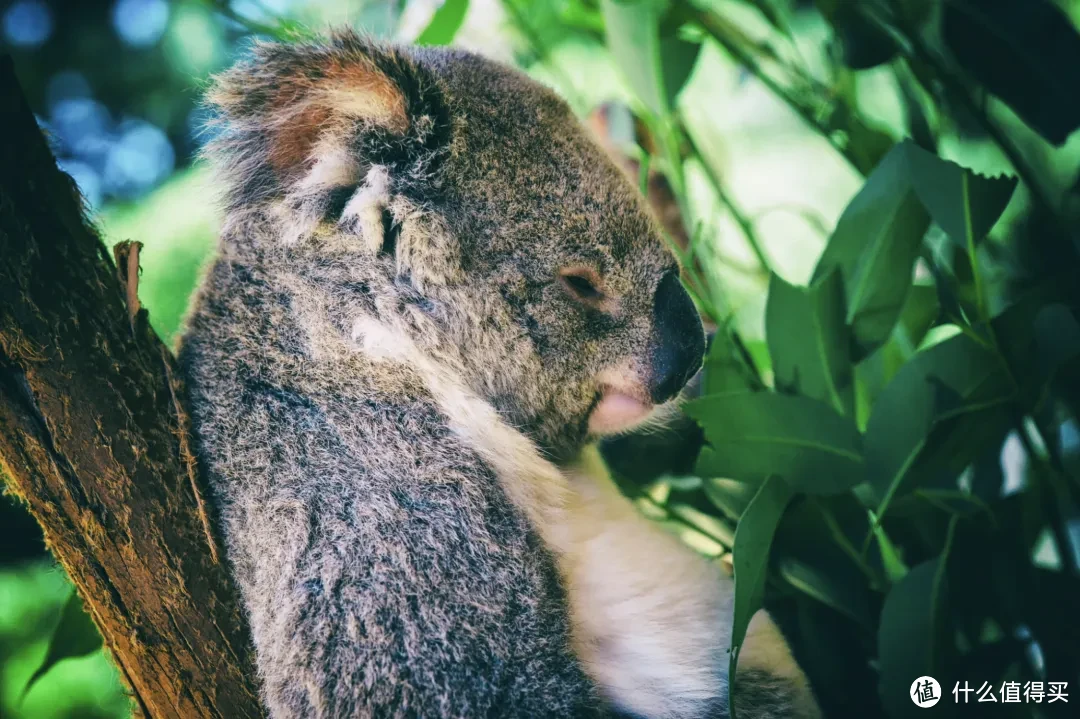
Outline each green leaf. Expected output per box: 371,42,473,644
812,141,932,359
23,588,104,695
868,510,909,583
766,269,854,416
817,2,898,69
415,0,469,46
905,145,1018,248
701,329,763,396
668,502,736,548
729,475,793,718
1034,303,1080,385
703,477,757,521
794,597,881,713
776,555,874,627
864,332,1013,514
826,102,896,177
896,284,940,347
988,274,1075,406
879,283,941,384
896,0,935,28
774,497,878,627
744,0,798,41
943,0,1080,146
555,0,606,33
878,557,952,719
898,69,936,152
686,392,864,495
601,0,701,118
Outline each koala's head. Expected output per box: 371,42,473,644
205,31,704,459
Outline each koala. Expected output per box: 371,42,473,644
179,30,820,719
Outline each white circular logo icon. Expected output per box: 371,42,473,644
911,676,941,708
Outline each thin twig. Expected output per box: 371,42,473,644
689,7,865,177
682,128,772,275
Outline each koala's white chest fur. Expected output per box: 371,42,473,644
351,316,819,719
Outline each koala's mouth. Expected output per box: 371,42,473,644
588,387,654,436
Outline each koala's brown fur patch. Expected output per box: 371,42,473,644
263,58,409,179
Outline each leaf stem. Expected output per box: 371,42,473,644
961,174,990,325
1016,417,1079,575
682,128,772,275
811,497,883,587
688,7,866,177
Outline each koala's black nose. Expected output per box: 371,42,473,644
648,270,705,404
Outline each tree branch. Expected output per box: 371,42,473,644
0,55,264,718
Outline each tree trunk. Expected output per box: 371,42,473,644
0,56,265,719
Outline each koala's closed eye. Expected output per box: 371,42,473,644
559,268,607,309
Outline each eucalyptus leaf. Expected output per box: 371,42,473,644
986,274,1074,405
415,0,470,46
879,283,941,386
943,0,1080,146
896,284,941,347
23,588,103,696
1034,304,1080,385
745,0,797,41
818,2,898,69
812,141,932,359
826,102,895,177
702,329,763,396
766,269,854,416
772,498,878,628
686,392,864,494
668,502,736,548
865,332,1013,515
703,477,758,522
601,0,701,118
878,558,951,718
898,69,936,152
777,555,875,628
729,475,793,717
905,145,1018,248
868,510,908,583
795,597,884,714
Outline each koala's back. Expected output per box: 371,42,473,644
179,255,604,718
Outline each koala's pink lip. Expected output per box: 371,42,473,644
588,390,653,435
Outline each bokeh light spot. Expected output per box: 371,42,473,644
112,0,170,48
165,5,222,73
104,121,175,197
50,98,112,156
2,0,53,47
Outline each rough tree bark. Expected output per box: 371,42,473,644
0,57,265,718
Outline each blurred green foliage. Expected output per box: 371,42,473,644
3,0,1080,717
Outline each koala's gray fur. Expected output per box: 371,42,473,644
180,30,820,719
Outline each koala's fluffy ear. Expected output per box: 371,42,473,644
203,31,450,242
